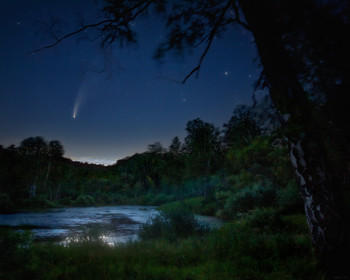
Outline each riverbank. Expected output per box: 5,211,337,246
0,192,178,214
1,207,323,280
1,194,326,279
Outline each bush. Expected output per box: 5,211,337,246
201,200,217,215
226,172,256,190
43,199,60,208
139,208,208,241
59,197,74,206
0,229,32,274
74,194,96,206
0,193,14,211
149,193,175,205
247,207,282,230
277,180,303,214
220,184,277,219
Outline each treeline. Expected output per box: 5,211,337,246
0,101,302,218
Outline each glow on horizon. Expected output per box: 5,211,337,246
70,156,117,166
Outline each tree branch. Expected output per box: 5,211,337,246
232,2,251,31
28,19,114,55
182,1,233,84
29,0,153,55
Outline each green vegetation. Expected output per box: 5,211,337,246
1,103,325,278
139,207,209,242
0,208,323,280
0,104,298,214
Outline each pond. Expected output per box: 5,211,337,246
0,206,158,245
0,206,222,246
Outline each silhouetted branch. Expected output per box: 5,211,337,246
29,19,114,55
182,1,233,84
232,2,251,31
29,0,153,55
29,0,249,85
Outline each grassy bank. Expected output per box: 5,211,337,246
0,206,324,280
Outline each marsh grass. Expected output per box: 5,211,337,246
0,208,323,280
139,208,208,241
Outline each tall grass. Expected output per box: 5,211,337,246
0,208,324,280
139,208,208,241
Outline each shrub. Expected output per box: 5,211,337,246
201,200,217,215
0,229,32,273
60,197,73,206
0,193,14,211
139,208,208,241
43,199,60,208
226,172,256,190
221,184,277,219
74,194,96,206
247,207,282,230
150,193,175,205
277,180,303,214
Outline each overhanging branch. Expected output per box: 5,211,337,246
28,19,114,55
182,1,234,84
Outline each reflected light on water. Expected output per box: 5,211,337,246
61,232,138,247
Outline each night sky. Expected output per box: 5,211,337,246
0,0,259,165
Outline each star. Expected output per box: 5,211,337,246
224,71,229,76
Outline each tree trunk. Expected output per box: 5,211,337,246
238,1,349,278
29,182,36,198
290,136,348,278
44,161,51,199
55,184,61,201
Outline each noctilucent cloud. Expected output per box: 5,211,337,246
0,0,259,165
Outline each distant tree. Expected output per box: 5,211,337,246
48,140,64,159
223,105,261,149
19,137,49,198
147,141,166,154
0,145,23,199
184,118,221,177
45,140,65,200
163,137,186,190
169,136,181,156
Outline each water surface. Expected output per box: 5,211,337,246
0,206,158,245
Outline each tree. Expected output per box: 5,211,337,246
34,1,350,278
147,141,166,155
236,2,350,278
19,136,49,198
46,140,65,200
169,136,181,156
48,140,64,159
184,118,221,177
223,105,261,149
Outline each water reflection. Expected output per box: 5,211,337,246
0,206,158,245
0,206,223,246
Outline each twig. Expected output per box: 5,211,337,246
182,1,233,84
28,19,114,55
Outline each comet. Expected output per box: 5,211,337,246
72,83,86,119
